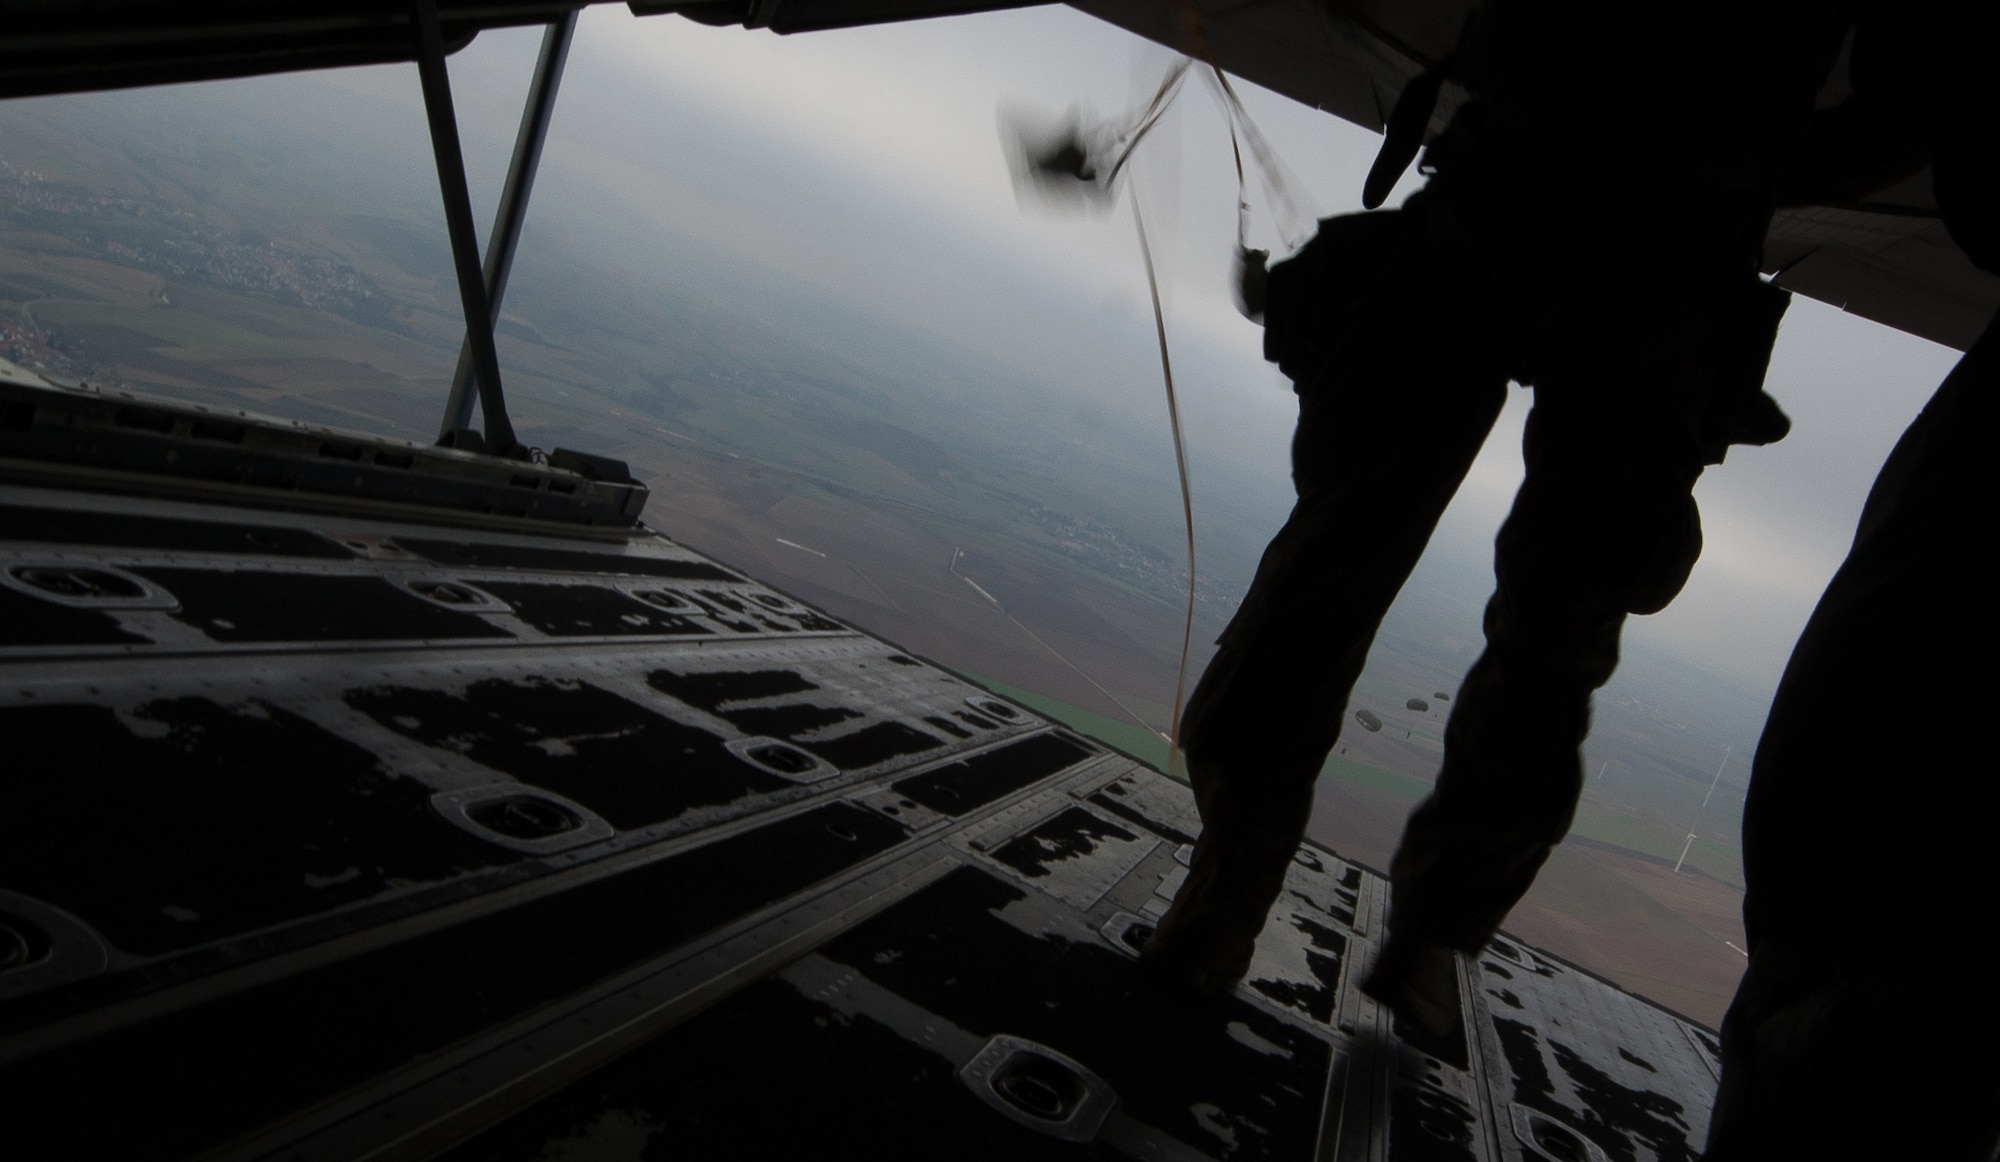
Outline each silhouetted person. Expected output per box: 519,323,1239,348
1141,0,1845,1025
1705,4,2000,1156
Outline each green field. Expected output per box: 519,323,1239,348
966,673,1179,775
969,673,1445,809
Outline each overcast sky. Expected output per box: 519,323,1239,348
308,4,1960,694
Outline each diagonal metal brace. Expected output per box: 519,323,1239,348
411,0,518,455
439,10,578,443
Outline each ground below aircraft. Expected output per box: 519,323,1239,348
2,3,1989,1159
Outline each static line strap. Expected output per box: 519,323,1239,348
1204,64,1312,251
1177,0,1311,248
1104,59,1191,189
1227,109,1249,250
1130,191,1198,761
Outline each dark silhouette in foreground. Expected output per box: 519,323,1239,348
1706,5,2000,1156
1142,1,1843,1029
1706,268,1999,1162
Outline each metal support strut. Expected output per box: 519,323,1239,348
437,10,578,443
411,0,519,455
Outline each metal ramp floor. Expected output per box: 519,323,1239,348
0,458,1721,1161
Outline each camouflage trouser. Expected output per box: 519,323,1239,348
1173,262,1509,933
1704,313,2000,1161
1385,327,1712,951
1180,201,1757,954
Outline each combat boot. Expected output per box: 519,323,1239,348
1138,760,1315,992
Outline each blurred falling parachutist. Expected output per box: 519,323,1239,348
998,59,1190,214
998,107,1112,212
997,57,1315,766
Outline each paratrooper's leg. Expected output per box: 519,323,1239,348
1142,314,1507,990
1368,309,1719,1027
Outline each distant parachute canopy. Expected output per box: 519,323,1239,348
1434,692,1451,701
1354,708,1383,732
1406,698,1430,712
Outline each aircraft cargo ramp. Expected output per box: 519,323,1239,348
0,380,1724,1161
